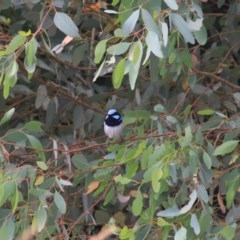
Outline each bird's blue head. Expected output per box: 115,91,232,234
105,109,122,127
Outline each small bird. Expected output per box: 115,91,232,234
104,109,124,138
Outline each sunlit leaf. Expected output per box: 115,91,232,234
5,34,26,54
94,40,107,64
85,181,100,195
164,0,178,10
213,140,239,156
157,207,180,218
36,161,48,171
151,168,162,193
141,8,159,34
161,22,169,46
24,37,38,74
113,58,125,89
190,214,200,235
132,190,143,216
0,108,15,127
146,31,163,58
174,226,187,240
122,9,140,35
180,189,197,214
107,42,131,55
170,13,195,44
197,109,215,116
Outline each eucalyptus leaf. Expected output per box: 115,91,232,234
213,140,239,156
54,12,80,37
170,13,195,44
122,9,140,35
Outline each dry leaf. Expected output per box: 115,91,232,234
117,193,130,203
0,142,10,161
88,225,117,240
34,176,44,186
217,192,226,214
85,181,100,195
62,35,74,46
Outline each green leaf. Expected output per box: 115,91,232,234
128,41,143,90
181,50,193,68
37,161,48,171
54,191,66,214
170,13,195,44
113,58,125,89
181,126,192,147
26,134,46,161
107,42,131,55
94,40,107,64
0,108,15,127
194,24,207,45
132,190,143,216
213,140,239,156
197,109,216,116
151,168,162,193
203,151,212,169
122,9,140,35
169,51,176,64
221,226,236,240
24,37,38,74
5,34,26,54
54,12,80,37
0,181,16,207
24,121,43,132
114,174,132,185
37,207,47,232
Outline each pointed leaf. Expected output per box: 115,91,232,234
0,108,15,127
37,208,47,232
113,58,125,89
190,214,200,235
54,191,66,214
94,39,107,64
122,9,140,35
146,31,163,58
170,13,195,44
203,151,212,169
213,140,239,156
174,227,187,240
157,207,180,218
180,189,197,214
132,191,143,216
54,12,80,37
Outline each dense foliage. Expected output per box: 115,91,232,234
0,0,240,239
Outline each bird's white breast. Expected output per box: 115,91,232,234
104,122,124,138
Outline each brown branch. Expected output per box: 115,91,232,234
192,68,240,91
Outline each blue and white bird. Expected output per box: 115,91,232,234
104,109,124,138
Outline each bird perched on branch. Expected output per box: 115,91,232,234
104,109,124,138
